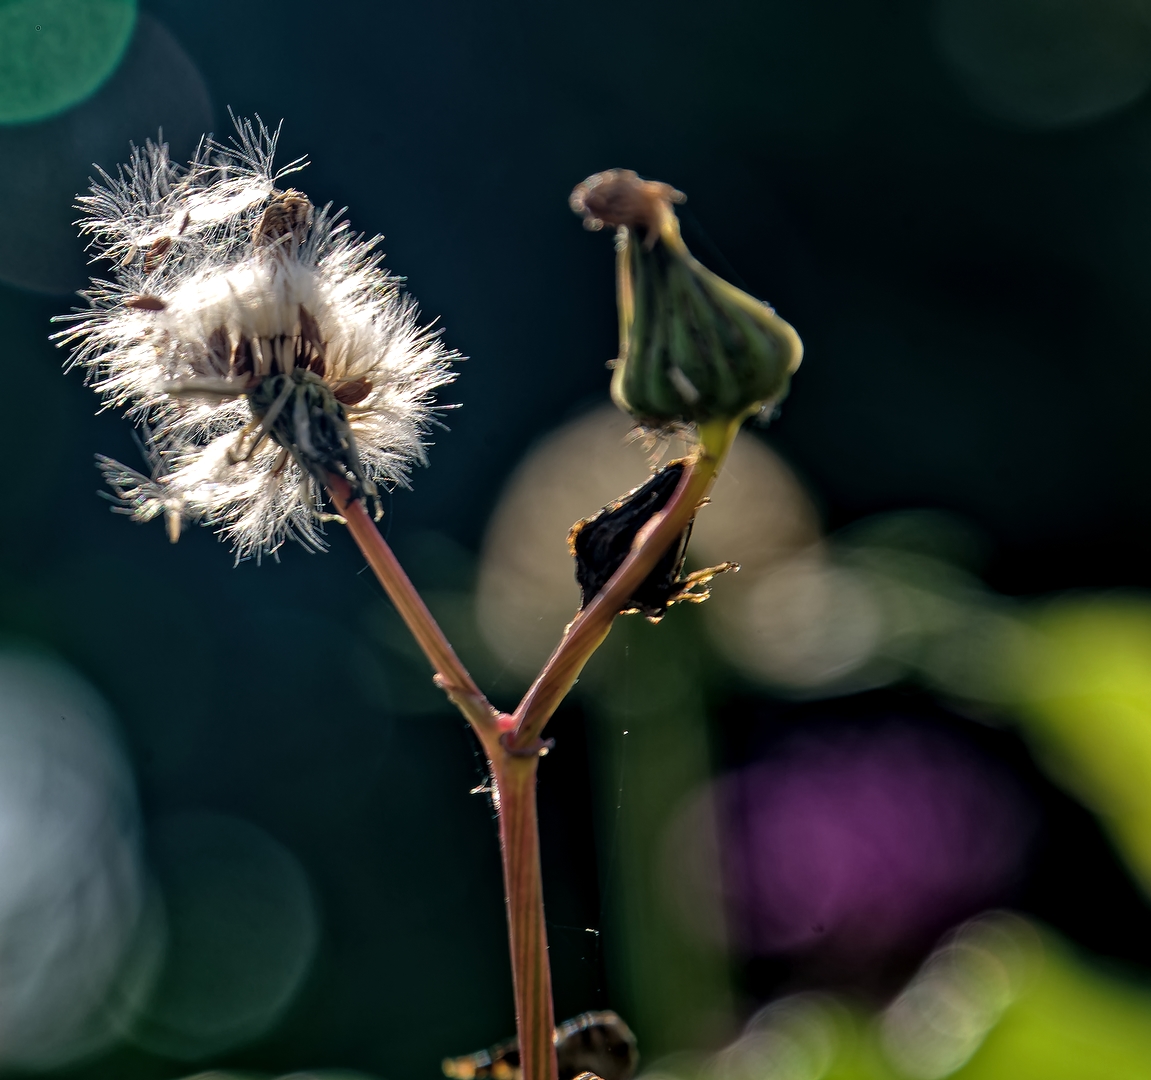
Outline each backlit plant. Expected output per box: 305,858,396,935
55,120,803,1080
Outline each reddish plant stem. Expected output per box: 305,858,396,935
326,475,498,735
326,474,556,1080
492,754,559,1080
327,417,736,1080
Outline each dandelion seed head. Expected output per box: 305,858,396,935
56,116,458,561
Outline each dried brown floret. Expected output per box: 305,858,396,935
569,169,685,247
568,461,736,621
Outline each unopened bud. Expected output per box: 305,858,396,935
570,169,802,428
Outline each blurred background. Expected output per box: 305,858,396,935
3,1,1151,1078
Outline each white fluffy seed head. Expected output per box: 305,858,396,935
55,116,458,561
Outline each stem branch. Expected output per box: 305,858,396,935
507,418,739,751
327,415,738,1080
326,474,497,735
326,473,556,1080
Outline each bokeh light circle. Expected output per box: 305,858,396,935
124,811,319,1060
671,723,1034,966
935,0,1151,128
0,13,211,294
476,405,818,679
710,548,886,693
0,650,144,1069
881,913,1039,1079
0,0,136,124
712,995,843,1080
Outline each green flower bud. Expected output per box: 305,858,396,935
570,169,803,428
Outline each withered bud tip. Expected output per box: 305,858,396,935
569,169,685,241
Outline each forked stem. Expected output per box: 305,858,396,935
325,474,558,1080
325,415,738,1080
326,475,498,735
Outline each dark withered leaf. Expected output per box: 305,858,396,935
568,461,692,620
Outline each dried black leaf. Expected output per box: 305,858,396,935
568,460,738,621
569,461,690,619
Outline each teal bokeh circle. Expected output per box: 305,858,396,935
0,0,136,124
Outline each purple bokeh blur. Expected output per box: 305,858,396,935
718,722,1035,965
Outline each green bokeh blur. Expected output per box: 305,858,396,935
0,0,135,123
